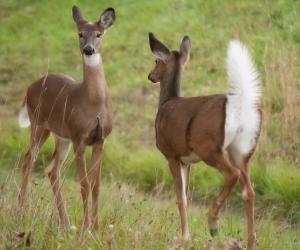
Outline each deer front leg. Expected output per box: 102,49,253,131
74,142,90,231
46,137,71,229
184,165,191,202
90,141,104,231
168,158,190,242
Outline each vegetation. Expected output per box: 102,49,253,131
1,175,299,249
0,0,299,249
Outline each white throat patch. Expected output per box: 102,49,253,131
84,53,101,67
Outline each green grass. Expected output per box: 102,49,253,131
1,0,300,249
0,172,299,249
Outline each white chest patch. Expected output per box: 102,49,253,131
84,53,101,67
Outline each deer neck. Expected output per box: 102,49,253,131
82,53,107,102
159,64,181,108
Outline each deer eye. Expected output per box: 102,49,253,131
78,32,83,38
155,59,159,64
96,33,101,38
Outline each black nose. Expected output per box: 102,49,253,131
148,74,155,83
83,46,95,55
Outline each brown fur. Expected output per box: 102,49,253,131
26,72,112,144
18,6,116,232
156,95,227,164
148,33,259,250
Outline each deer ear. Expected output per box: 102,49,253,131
72,6,85,24
99,8,116,30
149,32,170,61
179,36,191,65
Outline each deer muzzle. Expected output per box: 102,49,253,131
83,45,95,56
148,73,157,83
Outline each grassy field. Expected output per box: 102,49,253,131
0,0,300,249
1,172,299,249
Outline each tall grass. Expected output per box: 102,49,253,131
261,38,300,162
0,169,299,249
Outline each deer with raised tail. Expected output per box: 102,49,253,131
18,6,115,231
148,33,261,250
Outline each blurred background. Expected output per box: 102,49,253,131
0,0,299,249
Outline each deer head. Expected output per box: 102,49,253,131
148,32,191,84
72,6,115,66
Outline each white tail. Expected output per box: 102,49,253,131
18,104,30,128
224,40,261,154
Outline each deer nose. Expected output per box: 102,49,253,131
148,73,156,82
83,45,95,56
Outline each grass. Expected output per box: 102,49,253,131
0,171,299,250
0,0,300,249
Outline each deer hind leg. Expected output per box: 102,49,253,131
168,158,190,242
46,136,71,229
203,153,240,237
90,141,104,231
18,125,50,210
73,142,90,231
228,147,256,250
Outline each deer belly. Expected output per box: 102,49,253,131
180,152,201,165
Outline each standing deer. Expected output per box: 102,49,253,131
148,33,261,250
18,5,115,231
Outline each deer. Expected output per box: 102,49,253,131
17,5,115,232
148,32,261,250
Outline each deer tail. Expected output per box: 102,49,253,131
224,40,261,152
18,96,30,128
